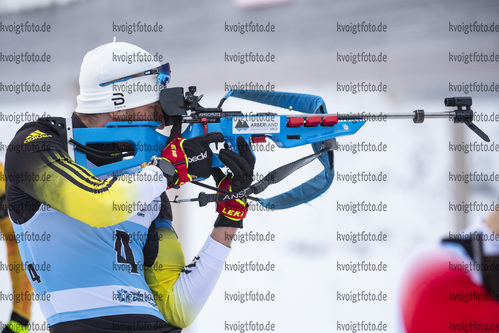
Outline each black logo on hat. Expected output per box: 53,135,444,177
112,93,125,106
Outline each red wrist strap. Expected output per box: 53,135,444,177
161,136,191,185
216,176,248,221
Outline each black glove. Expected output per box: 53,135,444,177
160,132,224,187
212,136,255,228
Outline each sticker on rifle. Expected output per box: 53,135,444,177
232,116,280,134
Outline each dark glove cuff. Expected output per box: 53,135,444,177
153,158,179,188
214,214,243,229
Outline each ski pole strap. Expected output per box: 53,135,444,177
177,146,331,207
249,148,327,195
190,181,260,204
256,141,335,210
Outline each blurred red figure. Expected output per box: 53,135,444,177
400,210,499,333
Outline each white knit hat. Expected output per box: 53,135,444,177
76,39,164,114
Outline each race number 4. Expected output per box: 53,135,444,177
114,230,138,274
27,263,41,283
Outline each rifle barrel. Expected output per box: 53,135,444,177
336,111,456,121
284,111,459,121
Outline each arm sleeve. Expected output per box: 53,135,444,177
144,227,230,329
6,129,167,227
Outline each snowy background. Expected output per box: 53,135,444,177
1,0,498,332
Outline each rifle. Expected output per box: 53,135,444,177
61,87,489,210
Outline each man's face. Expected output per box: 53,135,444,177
112,101,165,129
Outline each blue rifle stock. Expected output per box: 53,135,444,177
68,88,488,209
72,121,167,176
